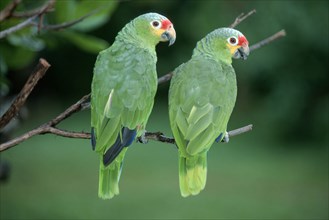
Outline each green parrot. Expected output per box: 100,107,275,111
91,13,176,199
168,28,249,197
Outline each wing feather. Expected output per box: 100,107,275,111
91,41,157,152
169,57,237,156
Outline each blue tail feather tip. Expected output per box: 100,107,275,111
91,127,96,150
103,127,136,166
123,128,137,147
215,133,223,143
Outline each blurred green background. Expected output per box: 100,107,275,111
0,0,328,219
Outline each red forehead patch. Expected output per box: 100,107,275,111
161,19,172,29
238,35,248,46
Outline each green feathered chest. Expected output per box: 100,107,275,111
170,57,237,111
91,40,158,127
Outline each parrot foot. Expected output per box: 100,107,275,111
222,131,230,143
215,131,229,143
137,132,149,144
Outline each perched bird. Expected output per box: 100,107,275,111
168,28,249,197
91,13,176,199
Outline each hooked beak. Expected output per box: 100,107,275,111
161,27,176,46
233,44,250,60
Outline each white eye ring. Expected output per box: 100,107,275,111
227,36,238,46
150,20,161,29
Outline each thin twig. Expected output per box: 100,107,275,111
0,127,43,151
11,0,55,18
141,132,176,145
250,29,286,52
0,0,55,39
228,124,253,137
46,94,91,127
156,30,286,85
139,124,253,145
229,9,256,28
42,8,101,31
0,121,252,152
0,94,91,152
0,15,37,39
0,0,21,22
45,127,91,139
0,58,50,130
157,72,173,85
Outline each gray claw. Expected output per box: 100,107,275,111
138,132,148,144
222,131,230,143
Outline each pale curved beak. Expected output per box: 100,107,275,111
234,44,250,60
161,26,176,46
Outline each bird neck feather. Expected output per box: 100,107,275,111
192,34,232,64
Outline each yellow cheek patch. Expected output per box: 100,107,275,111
226,43,241,55
152,28,165,37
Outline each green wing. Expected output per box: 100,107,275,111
91,41,157,153
169,57,237,156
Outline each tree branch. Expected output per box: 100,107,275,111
41,8,101,31
250,29,286,52
0,89,252,151
157,72,173,85
0,58,50,130
45,94,91,127
0,94,91,152
0,15,37,39
0,0,21,22
11,0,55,18
229,9,257,28
0,0,55,39
1,2,102,38
140,124,253,145
156,30,286,86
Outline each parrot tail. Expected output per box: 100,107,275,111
179,152,207,197
98,127,136,199
103,127,136,166
98,158,122,199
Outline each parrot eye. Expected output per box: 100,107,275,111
227,37,238,46
151,20,161,29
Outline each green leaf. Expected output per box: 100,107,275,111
51,0,118,32
59,31,109,54
7,33,45,51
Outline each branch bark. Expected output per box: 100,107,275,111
0,94,91,152
143,124,253,145
0,0,55,39
0,15,37,39
42,8,101,31
0,1,102,38
229,9,257,28
0,89,252,151
11,0,55,18
157,72,173,85
0,58,50,130
0,0,21,22
250,29,286,52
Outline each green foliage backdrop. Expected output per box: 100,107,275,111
0,0,328,219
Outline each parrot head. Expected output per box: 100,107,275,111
133,13,176,46
222,28,249,60
205,28,249,62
